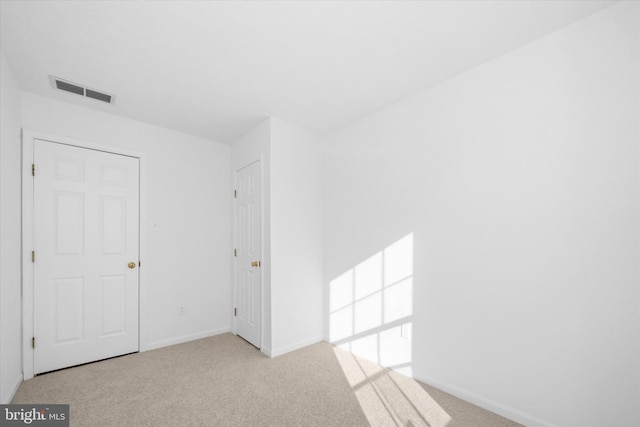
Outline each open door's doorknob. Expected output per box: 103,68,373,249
128,262,136,269
251,261,260,267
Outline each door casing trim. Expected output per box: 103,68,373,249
21,129,148,379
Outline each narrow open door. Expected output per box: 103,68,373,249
235,161,262,348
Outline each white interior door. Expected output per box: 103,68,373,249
235,161,262,348
33,139,140,374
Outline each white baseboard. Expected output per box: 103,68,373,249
413,371,558,427
269,335,323,358
2,372,24,404
142,327,230,352
260,346,272,357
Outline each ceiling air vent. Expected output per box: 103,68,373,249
85,88,112,103
49,76,115,104
55,80,84,96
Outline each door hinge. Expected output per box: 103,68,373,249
139,261,141,267
234,189,237,198
234,248,237,257
32,337,35,349
234,307,237,316
32,164,35,176
32,251,35,263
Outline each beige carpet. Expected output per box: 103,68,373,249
12,333,522,427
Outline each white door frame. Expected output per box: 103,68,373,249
232,158,265,349
21,129,148,380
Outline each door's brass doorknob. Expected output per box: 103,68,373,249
128,262,136,269
251,261,260,267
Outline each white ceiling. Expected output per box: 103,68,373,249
0,0,615,144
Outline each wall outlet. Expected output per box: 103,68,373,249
178,305,186,316
401,323,412,339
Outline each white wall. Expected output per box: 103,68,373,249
0,50,24,403
231,119,272,353
20,92,232,351
323,3,640,427
270,118,324,356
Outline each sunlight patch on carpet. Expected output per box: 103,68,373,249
333,347,451,427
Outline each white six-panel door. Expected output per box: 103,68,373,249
235,161,262,348
33,139,140,374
